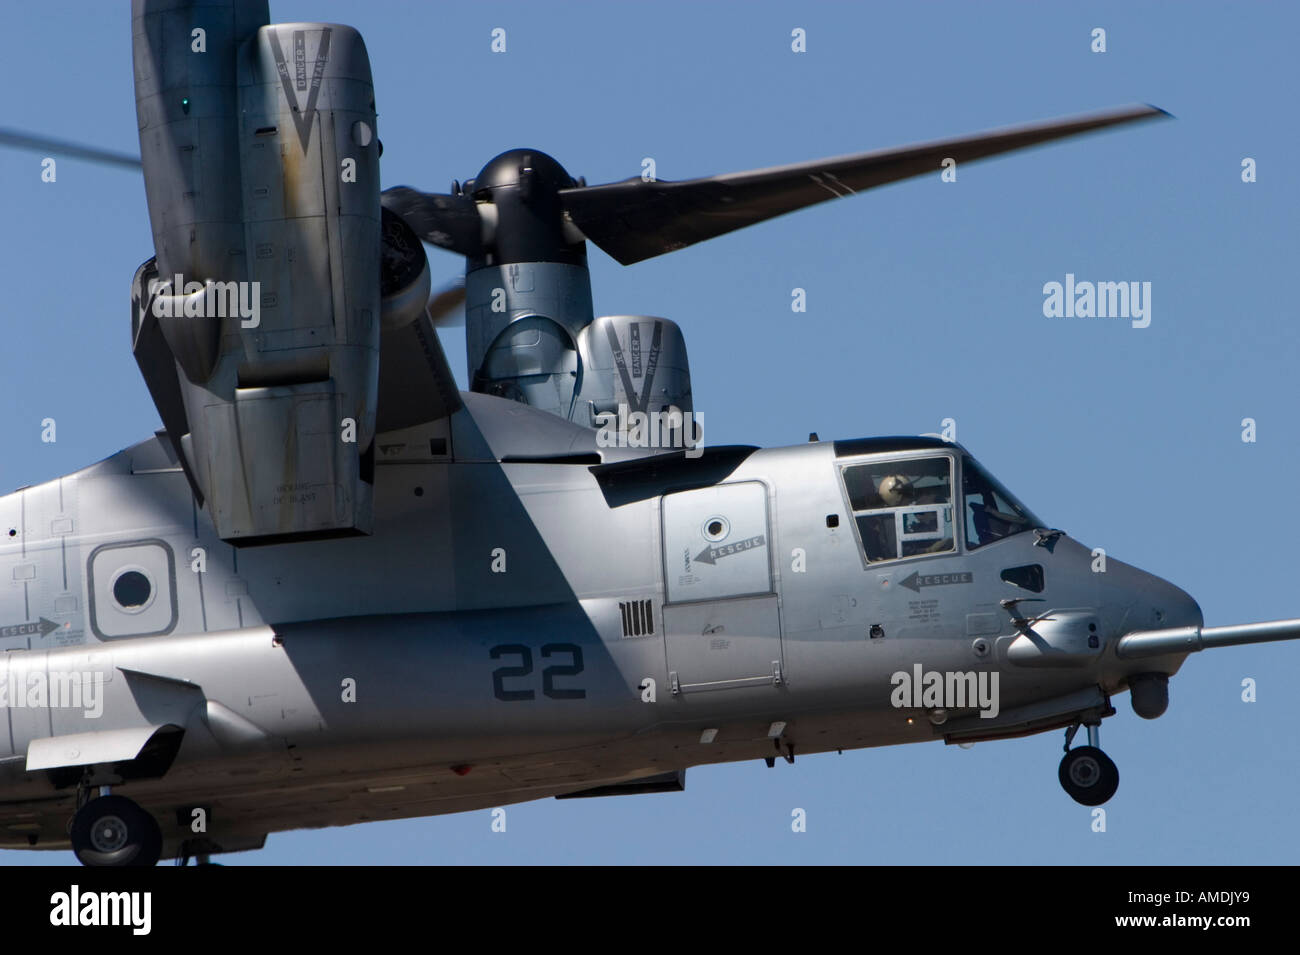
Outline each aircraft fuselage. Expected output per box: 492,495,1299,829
0,392,1198,856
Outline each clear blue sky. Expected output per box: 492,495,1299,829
1,1,1297,864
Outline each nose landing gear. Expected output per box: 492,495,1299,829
69,786,162,867
1058,721,1119,806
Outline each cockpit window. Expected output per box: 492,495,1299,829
841,457,955,563
962,455,1041,549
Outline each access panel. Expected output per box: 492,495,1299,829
662,481,772,603
661,482,783,693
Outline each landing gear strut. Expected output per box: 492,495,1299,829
178,839,223,866
1058,721,1119,806
69,789,162,867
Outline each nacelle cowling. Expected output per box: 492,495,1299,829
132,0,381,542
575,315,695,452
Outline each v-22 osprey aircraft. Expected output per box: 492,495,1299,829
0,0,1296,866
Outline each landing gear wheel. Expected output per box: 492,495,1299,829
70,795,162,867
1058,745,1119,806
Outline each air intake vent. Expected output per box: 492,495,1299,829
620,599,654,638
1001,564,1045,593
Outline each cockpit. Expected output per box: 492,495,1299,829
960,454,1040,549
836,442,1042,564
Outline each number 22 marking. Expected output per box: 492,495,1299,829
490,643,585,701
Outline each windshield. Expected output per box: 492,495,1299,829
961,455,1042,548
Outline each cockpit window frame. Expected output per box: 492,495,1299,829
836,449,1044,567
835,451,959,570
959,453,1044,551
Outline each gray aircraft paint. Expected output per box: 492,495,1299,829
2,0,1295,865
0,390,1211,856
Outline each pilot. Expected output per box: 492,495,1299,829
859,514,896,562
878,474,915,507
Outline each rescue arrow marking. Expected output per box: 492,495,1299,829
694,535,766,566
898,571,972,593
0,617,59,639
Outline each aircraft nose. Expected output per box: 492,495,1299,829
1131,572,1203,633
1115,572,1202,720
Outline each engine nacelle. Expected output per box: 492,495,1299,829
574,315,696,453
132,1,381,542
465,262,592,415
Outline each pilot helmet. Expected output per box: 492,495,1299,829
879,474,915,506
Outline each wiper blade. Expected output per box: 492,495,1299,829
1033,528,1066,551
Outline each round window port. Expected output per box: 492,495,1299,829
112,570,153,611
702,516,730,542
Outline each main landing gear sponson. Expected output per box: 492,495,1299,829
69,790,163,867
1058,722,1120,807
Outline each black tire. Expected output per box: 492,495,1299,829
70,795,162,867
1058,745,1120,806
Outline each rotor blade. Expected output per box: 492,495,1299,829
376,307,464,433
381,186,485,257
426,280,466,327
0,128,142,170
559,103,1170,265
